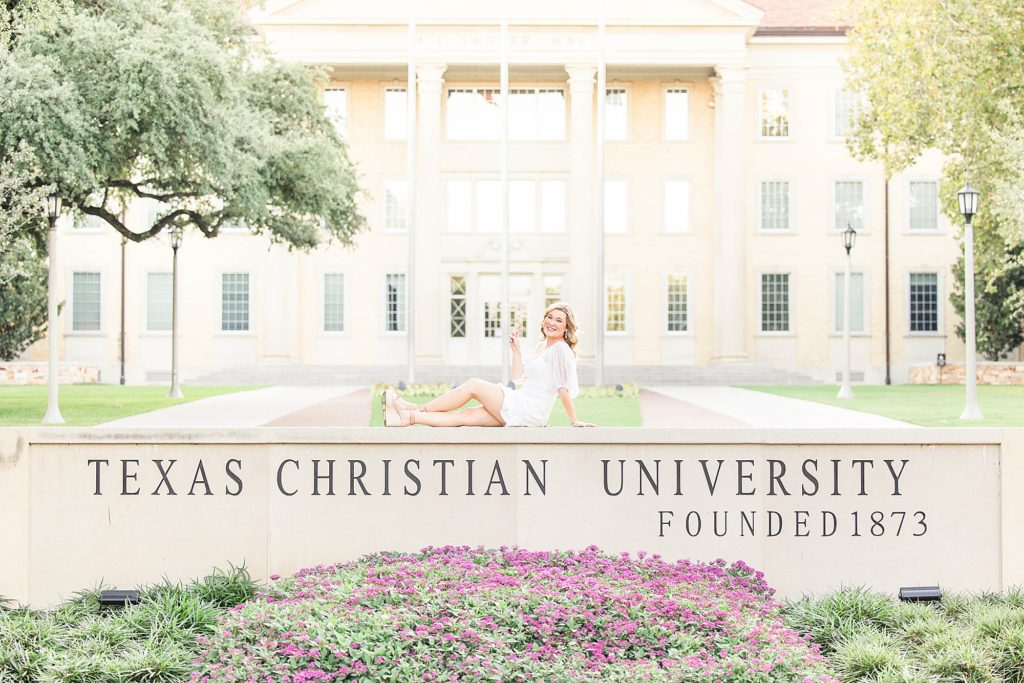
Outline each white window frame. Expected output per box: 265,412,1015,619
383,85,408,141
219,272,253,335
831,86,860,141
383,272,408,335
144,271,173,335
322,272,347,335
906,178,942,233
832,177,869,234
604,85,629,141
71,213,107,233
384,179,409,233
757,271,794,336
662,178,692,234
68,270,104,335
662,270,693,336
323,85,349,138
829,269,870,336
539,179,567,234
758,179,794,233
444,85,566,141
663,85,692,141
906,271,943,336
445,176,566,234
757,86,792,141
543,273,565,308
604,271,631,335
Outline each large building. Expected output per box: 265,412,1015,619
23,0,974,385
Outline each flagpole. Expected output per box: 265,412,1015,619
406,0,417,385
594,1,606,387
500,1,510,385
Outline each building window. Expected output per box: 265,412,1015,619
509,180,536,233
146,272,172,332
909,273,938,332
446,180,472,232
909,181,939,231
476,180,502,233
663,180,690,233
540,180,566,233
606,275,627,332
446,179,565,233
73,214,106,231
483,301,502,338
834,180,865,231
760,181,791,231
324,273,344,332
666,273,688,332
385,273,406,332
833,272,865,333
72,272,101,331
446,88,565,140
221,273,249,331
834,88,859,138
385,181,408,232
450,276,467,337
604,180,628,233
544,275,563,307
761,273,790,332
664,88,689,140
323,88,347,136
605,88,627,140
759,88,790,138
384,87,407,140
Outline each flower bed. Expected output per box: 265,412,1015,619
191,546,836,682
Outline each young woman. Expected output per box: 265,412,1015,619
383,302,596,427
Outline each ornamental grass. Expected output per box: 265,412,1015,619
191,546,836,682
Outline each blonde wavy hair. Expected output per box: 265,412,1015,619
539,302,578,355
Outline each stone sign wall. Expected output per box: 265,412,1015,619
1,428,1020,608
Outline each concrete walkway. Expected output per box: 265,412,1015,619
98,385,363,428
96,384,916,429
642,386,917,428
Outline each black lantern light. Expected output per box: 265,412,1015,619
45,192,62,224
958,183,979,224
842,223,857,254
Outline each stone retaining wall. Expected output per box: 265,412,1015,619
910,362,1024,385
0,362,100,385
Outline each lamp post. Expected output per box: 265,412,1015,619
42,193,64,424
837,223,857,399
168,224,184,399
958,183,982,419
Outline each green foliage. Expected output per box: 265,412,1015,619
0,233,54,361
950,232,1024,359
783,589,1024,683
844,0,1024,351
0,0,366,250
0,565,258,683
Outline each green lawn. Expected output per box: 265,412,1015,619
743,384,1024,427
0,384,266,427
370,390,641,427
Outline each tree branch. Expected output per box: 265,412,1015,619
106,179,200,202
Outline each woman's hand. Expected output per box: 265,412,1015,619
508,328,522,354
571,420,597,427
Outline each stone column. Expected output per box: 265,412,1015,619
413,63,447,366
565,65,597,366
711,65,749,363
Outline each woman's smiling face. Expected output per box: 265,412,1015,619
542,309,567,341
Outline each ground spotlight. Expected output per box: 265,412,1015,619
99,589,141,606
898,585,941,602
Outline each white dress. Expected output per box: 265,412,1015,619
497,340,580,427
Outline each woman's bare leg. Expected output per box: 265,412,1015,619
418,378,506,421
408,406,503,427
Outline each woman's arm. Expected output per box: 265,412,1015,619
509,330,524,380
558,388,596,427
